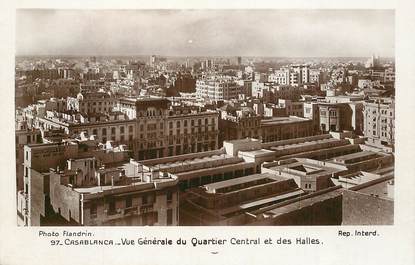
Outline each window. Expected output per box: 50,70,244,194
90,203,97,217
111,127,116,135
129,126,133,133
108,200,116,214
167,191,173,202
167,209,173,225
142,211,158,226
176,121,180,128
184,120,187,127
92,129,98,135
125,196,132,208
120,126,124,134
102,128,107,135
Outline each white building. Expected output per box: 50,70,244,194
196,76,242,101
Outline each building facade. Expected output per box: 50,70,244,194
196,76,242,100
363,98,395,151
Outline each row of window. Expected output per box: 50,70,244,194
169,118,216,128
81,101,113,106
101,135,134,143
90,125,134,136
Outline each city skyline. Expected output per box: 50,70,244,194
16,9,394,57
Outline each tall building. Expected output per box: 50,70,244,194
196,76,242,101
237,56,242,66
309,69,322,84
290,65,310,86
268,65,315,86
57,68,75,79
149,55,157,67
365,54,380,68
268,68,290,85
115,98,220,159
22,97,220,161
67,91,116,114
19,138,179,226
363,97,395,151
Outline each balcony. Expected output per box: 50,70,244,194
140,205,154,214
124,206,139,215
105,208,122,216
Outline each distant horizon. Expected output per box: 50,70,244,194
16,9,394,58
15,54,395,59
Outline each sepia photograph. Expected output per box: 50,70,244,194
14,9,396,227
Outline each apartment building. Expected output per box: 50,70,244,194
48,159,179,226
22,97,220,160
18,139,130,226
67,91,116,114
260,116,315,143
363,97,395,151
196,76,242,100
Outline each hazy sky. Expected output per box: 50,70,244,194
16,9,395,57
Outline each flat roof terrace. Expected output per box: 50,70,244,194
174,161,256,181
141,149,225,166
248,186,343,218
156,154,243,174
266,158,347,177
203,173,288,194
239,149,275,158
331,151,380,165
270,138,343,151
261,134,332,149
261,116,311,126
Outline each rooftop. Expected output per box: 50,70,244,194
353,179,393,200
202,173,288,194
261,116,310,126
239,149,275,157
331,151,380,164
249,186,343,217
270,137,342,151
